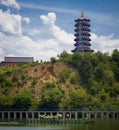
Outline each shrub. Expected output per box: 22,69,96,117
59,68,71,83
70,73,80,85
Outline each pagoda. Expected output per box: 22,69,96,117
72,11,94,53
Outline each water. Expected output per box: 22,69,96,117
0,127,65,130
70,119,119,130
0,119,119,130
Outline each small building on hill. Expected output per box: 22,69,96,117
1,57,34,68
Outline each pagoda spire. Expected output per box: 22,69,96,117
80,10,85,19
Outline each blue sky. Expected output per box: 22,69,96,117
0,0,119,61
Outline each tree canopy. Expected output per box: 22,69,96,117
0,49,119,110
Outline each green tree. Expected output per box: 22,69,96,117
59,68,71,83
104,71,115,86
68,88,90,109
58,51,69,59
96,51,110,64
90,97,102,110
112,49,119,63
70,52,83,67
94,64,106,82
43,82,56,89
70,73,80,85
111,49,119,81
0,94,13,110
12,91,32,110
79,59,93,86
39,88,63,109
50,57,57,64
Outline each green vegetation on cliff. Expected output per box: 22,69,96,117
0,49,119,110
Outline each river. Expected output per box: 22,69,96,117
0,119,119,130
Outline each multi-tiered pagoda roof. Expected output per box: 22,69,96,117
72,11,94,53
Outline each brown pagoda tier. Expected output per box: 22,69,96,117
72,11,94,53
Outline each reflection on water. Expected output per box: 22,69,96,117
0,119,119,130
0,126,66,130
69,119,119,130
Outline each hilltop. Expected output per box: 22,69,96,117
0,50,119,110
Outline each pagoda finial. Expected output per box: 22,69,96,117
80,10,85,19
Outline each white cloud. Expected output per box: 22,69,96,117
0,9,22,35
23,17,30,24
0,0,20,10
40,12,74,52
0,12,74,61
40,12,56,25
0,31,5,39
91,33,119,53
0,11,64,61
0,48,4,55
0,33,61,61
27,29,41,36
51,25,74,45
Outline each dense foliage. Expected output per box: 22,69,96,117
0,49,119,110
